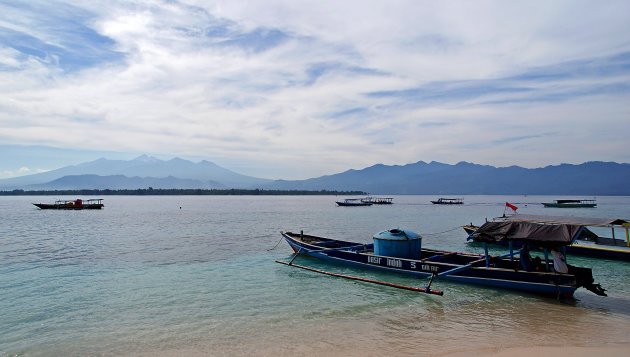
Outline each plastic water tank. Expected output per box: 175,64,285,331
373,228,422,259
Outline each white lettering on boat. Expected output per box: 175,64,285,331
367,256,382,264
410,262,416,269
387,258,402,268
421,264,439,273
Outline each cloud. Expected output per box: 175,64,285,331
1,166,48,178
0,0,629,179
0,1,125,72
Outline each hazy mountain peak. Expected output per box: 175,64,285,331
132,154,162,163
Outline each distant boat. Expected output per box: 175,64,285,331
431,198,463,205
542,199,596,208
33,199,104,210
361,196,393,205
336,198,372,206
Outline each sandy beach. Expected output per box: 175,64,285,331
444,345,630,357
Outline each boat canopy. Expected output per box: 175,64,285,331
504,214,629,227
472,221,583,247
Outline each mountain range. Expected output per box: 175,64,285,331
1,156,629,195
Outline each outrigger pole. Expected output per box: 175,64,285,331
437,250,518,277
275,260,443,296
279,240,442,295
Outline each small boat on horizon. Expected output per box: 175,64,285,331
336,198,373,206
431,197,463,205
277,226,606,298
33,198,104,210
361,196,393,205
542,199,596,208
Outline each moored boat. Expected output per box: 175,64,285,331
33,199,104,210
336,198,373,206
463,214,630,261
431,198,463,205
542,199,596,208
278,226,606,298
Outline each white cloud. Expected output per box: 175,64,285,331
0,0,629,179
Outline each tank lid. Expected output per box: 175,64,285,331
373,228,421,241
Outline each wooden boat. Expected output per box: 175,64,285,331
336,198,372,206
33,199,104,210
278,226,606,298
463,214,630,261
542,199,596,208
431,198,463,205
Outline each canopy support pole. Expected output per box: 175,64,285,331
562,246,567,263
544,249,550,272
625,225,629,247
509,241,514,262
484,243,490,267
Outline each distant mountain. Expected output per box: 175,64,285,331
261,161,630,195
24,174,225,190
2,157,628,194
0,155,272,190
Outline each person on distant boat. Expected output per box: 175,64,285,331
551,249,568,273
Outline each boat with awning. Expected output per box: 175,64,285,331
431,198,463,205
542,199,597,208
33,199,104,210
336,198,373,206
464,214,630,261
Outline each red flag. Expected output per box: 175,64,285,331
505,202,518,211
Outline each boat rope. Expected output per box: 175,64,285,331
421,226,463,236
267,236,285,251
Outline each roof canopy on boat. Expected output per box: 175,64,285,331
472,221,583,247
504,214,628,227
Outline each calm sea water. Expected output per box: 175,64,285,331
1,195,630,356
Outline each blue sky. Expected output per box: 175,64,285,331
1,0,629,179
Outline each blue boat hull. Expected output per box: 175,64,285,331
281,232,589,297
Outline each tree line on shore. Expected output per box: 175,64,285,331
1,188,367,196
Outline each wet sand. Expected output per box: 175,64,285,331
444,345,630,357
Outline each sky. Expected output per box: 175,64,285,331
1,0,630,180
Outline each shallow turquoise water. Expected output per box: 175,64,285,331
1,195,629,356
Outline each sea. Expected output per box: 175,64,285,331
1,195,629,356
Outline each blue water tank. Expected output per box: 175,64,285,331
373,228,422,259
